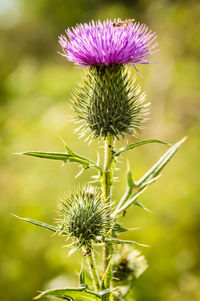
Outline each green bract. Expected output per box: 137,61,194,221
74,65,147,139
58,186,111,248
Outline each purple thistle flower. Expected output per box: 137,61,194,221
58,19,158,68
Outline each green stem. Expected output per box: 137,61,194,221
82,246,100,292
102,135,114,203
102,135,114,301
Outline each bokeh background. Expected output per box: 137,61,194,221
0,0,200,300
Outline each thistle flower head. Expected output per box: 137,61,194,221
74,64,148,139
59,19,158,68
58,186,111,249
113,246,148,284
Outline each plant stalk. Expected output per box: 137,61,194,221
102,135,114,301
82,246,100,291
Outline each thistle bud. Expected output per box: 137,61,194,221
113,246,148,284
73,65,147,139
58,186,111,248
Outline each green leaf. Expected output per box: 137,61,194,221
105,238,149,248
127,169,135,189
113,223,128,233
17,144,102,173
13,215,67,235
63,143,74,155
136,137,186,187
115,139,168,157
114,137,186,216
33,286,111,300
21,151,89,168
113,188,146,216
139,175,160,189
112,169,135,217
132,200,151,212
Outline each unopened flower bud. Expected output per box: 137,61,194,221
58,186,111,248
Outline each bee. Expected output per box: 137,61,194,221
113,19,135,27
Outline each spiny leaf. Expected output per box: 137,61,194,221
114,137,186,216
20,151,89,168
136,137,187,187
113,188,146,216
13,215,66,234
113,169,135,217
63,143,74,155
16,144,102,173
34,286,111,300
132,200,151,212
139,175,161,189
105,238,149,248
115,139,168,157
127,169,135,189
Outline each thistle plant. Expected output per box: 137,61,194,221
15,19,185,301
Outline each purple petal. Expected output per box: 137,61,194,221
58,19,158,67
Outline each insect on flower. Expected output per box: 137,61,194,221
113,19,135,27
59,19,158,67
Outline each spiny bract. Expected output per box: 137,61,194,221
74,64,148,139
58,186,111,248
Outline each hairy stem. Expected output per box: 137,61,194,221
102,135,114,300
82,246,100,291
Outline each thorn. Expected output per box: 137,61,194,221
57,162,64,168
11,213,21,219
62,242,74,248
12,152,23,155
181,136,188,143
128,227,140,231
59,135,67,147
126,161,130,170
87,179,100,184
75,168,84,178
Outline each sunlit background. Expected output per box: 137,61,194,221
0,0,200,300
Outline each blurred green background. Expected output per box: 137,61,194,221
0,0,200,300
